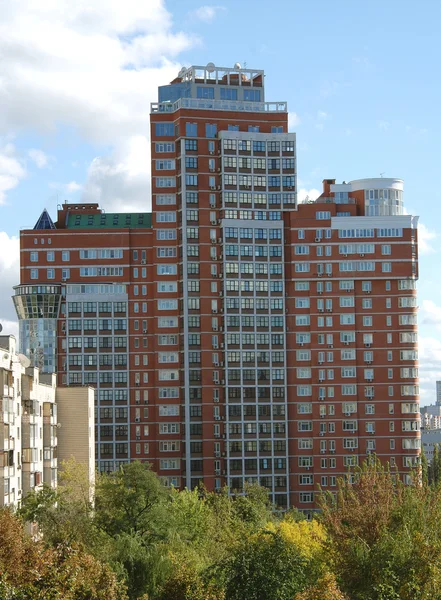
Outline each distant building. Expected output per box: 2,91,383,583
436,381,441,406
0,334,94,508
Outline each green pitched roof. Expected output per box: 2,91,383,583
66,212,152,229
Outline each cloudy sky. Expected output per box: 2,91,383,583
1,0,440,404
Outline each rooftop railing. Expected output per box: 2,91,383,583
151,98,287,114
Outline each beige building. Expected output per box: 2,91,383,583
56,387,95,491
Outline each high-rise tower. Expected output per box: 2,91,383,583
14,63,420,509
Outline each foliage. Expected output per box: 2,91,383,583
319,458,441,600
16,456,441,600
0,508,127,599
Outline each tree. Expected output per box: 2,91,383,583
217,527,320,600
94,461,168,538
0,508,127,599
319,458,441,600
294,573,348,600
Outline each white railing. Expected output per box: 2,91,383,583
151,98,287,114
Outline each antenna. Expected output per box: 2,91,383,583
380,172,385,178
18,354,31,369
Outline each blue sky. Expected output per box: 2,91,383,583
0,0,440,403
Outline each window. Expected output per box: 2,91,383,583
197,86,214,99
244,89,261,102
185,123,198,137
30,269,38,279
155,123,174,137
382,262,392,273
205,123,217,138
220,88,237,100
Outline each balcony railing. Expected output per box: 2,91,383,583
151,98,287,114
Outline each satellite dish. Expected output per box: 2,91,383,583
234,62,242,70
3,354,8,360
18,354,31,368
206,62,215,73
0,323,3,333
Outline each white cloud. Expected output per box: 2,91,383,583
377,120,390,132
49,181,83,194
191,5,226,22
421,300,441,328
317,110,327,120
28,149,49,168
0,232,20,325
0,320,19,341
418,336,441,406
0,0,199,206
298,188,321,203
418,222,436,255
83,135,151,212
0,143,26,204
288,112,300,130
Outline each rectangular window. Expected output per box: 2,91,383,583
155,123,175,137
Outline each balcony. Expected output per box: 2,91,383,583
151,98,287,114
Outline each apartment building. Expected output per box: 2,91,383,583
13,63,420,509
0,334,57,507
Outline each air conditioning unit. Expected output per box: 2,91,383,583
318,360,324,365
360,253,365,257
321,414,325,418
215,469,221,475
210,168,215,172
299,342,304,347
315,238,321,243
344,341,350,345
327,273,332,276
319,378,325,383
319,396,325,401
62,277,67,282
136,435,141,440
320,449,326,454
214,416,221,421
318,291,323,295
135,417,140,422
367,360,372,364
343,254,348,257
327,308,332,312
214,451,221,457
143,329,147,334
330,449,335,454
209,150,214,155
211,220,217,225
367,290,371,294
212,309,217,314
328,344,333,348
318,308,324,312
365,343,371,347
141,259,146,265
345,412,351,417
318,273,323,277
214,362,219,367
367,378,373,383
210,186,216,190
214,433,220,438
